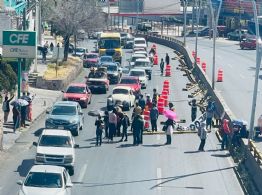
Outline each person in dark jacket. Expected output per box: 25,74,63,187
160,58,165,75
95,115,104,146
20,105,27,128
165,53,170,65
103,111,109,138
116,112,123,137
138,94,146,111
2,94,14,124
150,103,159,132
12,105,20,132
132,108,144,145
189,99,197,122
120,113,130,142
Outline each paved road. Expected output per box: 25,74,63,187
181,37,261,122
0,41,243,195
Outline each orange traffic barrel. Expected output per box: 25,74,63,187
217,68,223,82
165,65,171,76
196,57,200,64
192,51,196,58
201,62,206,73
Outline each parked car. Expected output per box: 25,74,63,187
86,78,109,94
62,83,92,108
17,165,73,195
133,58,152,80
240,38,256,50
107,86,136,111
227,29,248,41
34,129,78,175
83,53,99,68
129,69,148,89
117,76,141,97
45,101,84,136
133,37,147,50
73,47,87,57
102,63,121,84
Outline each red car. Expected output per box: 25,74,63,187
62,83,92,108
117,76,141,97
83,53,99,68
240,38,256,50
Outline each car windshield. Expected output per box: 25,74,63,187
75,48,85,52
66,86,86,94
120,79,137,84
130,71,144,77
113,89,129,95
135,40,145,44
24,172,62,188
101,57,113,62
107,65,117,71
84,54,97,59
135,61,149,67
99,39,120,49
51,105,76,115
39,135,72,147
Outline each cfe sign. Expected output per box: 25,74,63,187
2,31,36,58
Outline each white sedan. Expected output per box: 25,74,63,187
129,68,148,89
107,86,136,111
17,165,73,195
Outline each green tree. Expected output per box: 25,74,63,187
42,0,106,61
0,62,17,92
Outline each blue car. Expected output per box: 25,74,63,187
45,101,84,136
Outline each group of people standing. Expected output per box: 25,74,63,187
2,92,34,133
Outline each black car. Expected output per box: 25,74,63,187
86,78,109,94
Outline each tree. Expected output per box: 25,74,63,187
42,0,106,61
0,61,17,151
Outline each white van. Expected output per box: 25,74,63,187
134,37,147,50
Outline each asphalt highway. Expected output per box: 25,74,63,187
181,37,261,123
0,40,243,195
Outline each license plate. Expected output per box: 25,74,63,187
58,126,64,130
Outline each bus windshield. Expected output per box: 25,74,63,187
99,38,120,49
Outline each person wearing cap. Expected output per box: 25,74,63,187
150,103,159,132
221,119,230,150
198,122,207,151
95,115,104,146
131,107,144,145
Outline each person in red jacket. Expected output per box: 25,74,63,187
221,119,231,150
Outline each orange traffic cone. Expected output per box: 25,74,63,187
201,62,206,73
217,69,223,82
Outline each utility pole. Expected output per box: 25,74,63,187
34,0,40,73
194,0,201,67
183,0,187,46
22,7,26,72
210,0,222,90
249,0,262,142
135,0,139,31
107,0,110,30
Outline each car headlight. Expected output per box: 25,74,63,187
70,119,78,124
36,153,45,162
64,155,73,163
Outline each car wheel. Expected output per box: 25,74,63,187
83,102,88,108
88,98,91,104
73,126,80,136
240,46,244,50
68,167,74,176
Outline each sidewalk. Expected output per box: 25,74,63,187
2,34,60,150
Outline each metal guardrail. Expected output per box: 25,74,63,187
249,141,262,165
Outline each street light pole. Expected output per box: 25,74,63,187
107,0,110,30
194,0,201,66
183,0,187,46
210,0,222,89
249,0,262,142
135,0,139,31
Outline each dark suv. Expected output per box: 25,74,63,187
103,63,122,84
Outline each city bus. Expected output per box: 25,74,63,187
98,32,122,63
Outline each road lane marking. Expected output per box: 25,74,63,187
77,161,88,183
157,168,162,193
